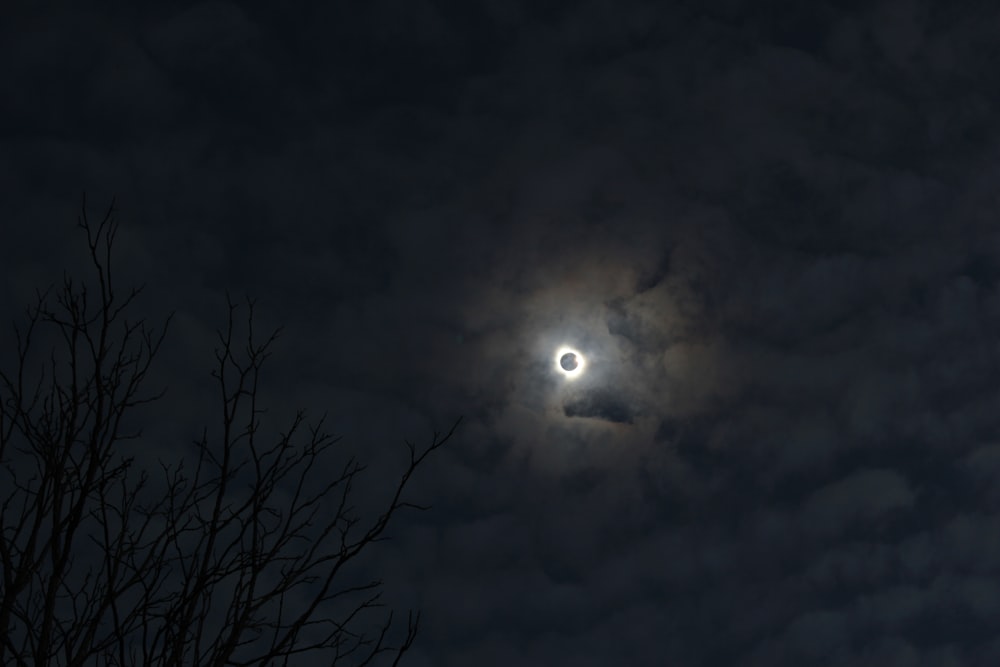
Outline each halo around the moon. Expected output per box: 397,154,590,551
555,346,585,379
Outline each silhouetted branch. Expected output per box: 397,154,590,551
0,198,455,666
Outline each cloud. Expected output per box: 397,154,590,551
5,0,1000,665
799,468,916,538
562,387,635,424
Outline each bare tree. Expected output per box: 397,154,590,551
0,198,458,666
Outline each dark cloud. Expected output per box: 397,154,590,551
3,0,1000,664
563,387,635,423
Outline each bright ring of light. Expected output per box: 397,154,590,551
554,346,586,380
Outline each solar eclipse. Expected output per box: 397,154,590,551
554,346,585,379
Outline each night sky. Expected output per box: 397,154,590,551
3,1,1000,665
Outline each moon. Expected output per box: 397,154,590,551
554,346,585,379
560,352,578,371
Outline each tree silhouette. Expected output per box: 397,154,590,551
0,198,458,666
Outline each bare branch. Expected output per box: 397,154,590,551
1,197,456,666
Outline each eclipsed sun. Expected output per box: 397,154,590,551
555,346,586,379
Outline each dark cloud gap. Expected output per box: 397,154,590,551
562,389,635,424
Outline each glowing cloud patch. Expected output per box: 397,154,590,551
555,346,586,379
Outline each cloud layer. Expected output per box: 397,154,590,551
3,1,1000,664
